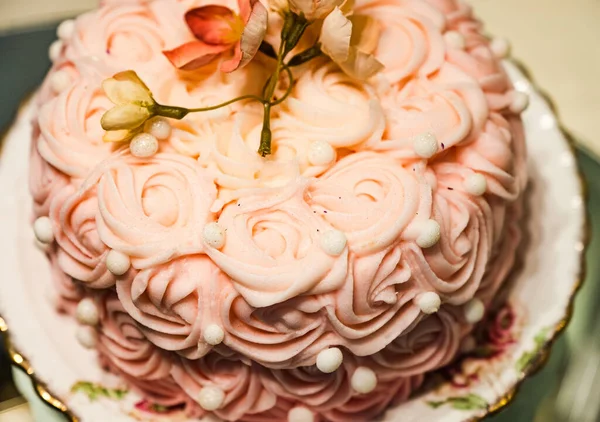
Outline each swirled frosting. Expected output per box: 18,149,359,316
31,0,527,419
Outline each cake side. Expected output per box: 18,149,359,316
28,0,528,420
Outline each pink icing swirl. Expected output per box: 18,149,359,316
356,0,446,84
29,138,69,219
402,169,494,305
171,354,276,421
325,248,422,355
36,63,116,178
50,184,117,288
116,255,229,359
66,1,185,78
205,182,348,307
307,151,432,255
220,293,331,368
98,293,190,408
47,248,83,315
369,307,462,376
95,152,217,269
274,62,384,150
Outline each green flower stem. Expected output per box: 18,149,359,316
259,102,272,156
270,65,294,106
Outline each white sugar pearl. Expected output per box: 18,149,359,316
57,19,75,40
320,230,347,256
413,132,439,158
464,173,487,196
203,324,225,346
130,133,158,158
444,31,466,50
49,40,64,62
76,298,99,326
49,70,71,94
145,117,172,140
76,326,97,349
351,367,378,394
203,222,225,249
415,292,441,314
509,91,529,114
288,406,315,422
490,37,510,59
316,347,343,373
33,216,54,244
198,386,225,411
416,219,441,248
307,140,335,166
464,298,485,323
106,250,131,276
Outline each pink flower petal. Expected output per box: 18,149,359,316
163,41,232,70
220,0,268,72
185,6,239,45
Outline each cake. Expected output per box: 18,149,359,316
28,0,527,420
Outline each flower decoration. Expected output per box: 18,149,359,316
100,0,386,156
320,10,383,80
101,71,157,142
163,0,268,72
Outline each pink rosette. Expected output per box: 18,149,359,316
261,363,353,413
98,293,173,381
307,151,431,255
402,169,494,305
369,307,462,377
29,138,69,219
325,248,422,356
97,296,189,409
35,64,116,179
50,184,117,289
322,374,424,422
273,62,384,150
220,292,332,368
47,248,83,315
36,60,81,106
356,0,446,84
116,255,230,359
171,354,276,421
66,1,184,78
456,113,527,200
376,76,474,156
95,152,217,269
205,181,348,308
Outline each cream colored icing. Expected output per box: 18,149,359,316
29,0,528,419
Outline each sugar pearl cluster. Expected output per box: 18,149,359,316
130,118,172,158
75,298,100,349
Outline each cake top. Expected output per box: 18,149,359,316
33,0,526,384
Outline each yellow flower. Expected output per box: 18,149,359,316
101,71,157,142
319,8,383,80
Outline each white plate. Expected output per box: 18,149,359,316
0,61,587,422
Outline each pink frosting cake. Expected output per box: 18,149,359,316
28,0,527,420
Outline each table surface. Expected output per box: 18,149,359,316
1,5,600,421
